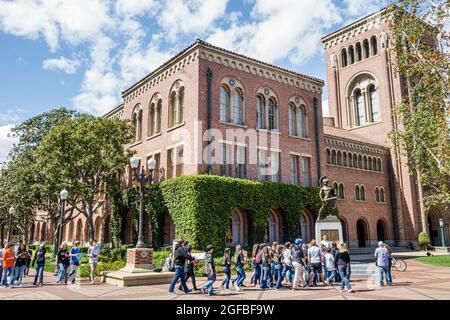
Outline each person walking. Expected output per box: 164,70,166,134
24,246,33,277
385,243,393,285
301,242,311,284
1,243,16,288
269,242,278,286
259,246,272,289
56,242,70,284
220,247,232,290
14,243,28,287
274,245,284,290
201,245,216,296
32,244,46,286
87,240,100,284
374,241,392,287
249,244,261,286
168,240,195,295
281,242,293,285
0,243,4,282
336,242,352,293
66,240,81,285
331,242,340,283
179,245,198,291
291,239,306,290
307,240,325,286
324,248,336,286
233,245,246,291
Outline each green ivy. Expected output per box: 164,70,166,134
109,175,323,250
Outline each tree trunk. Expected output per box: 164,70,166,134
88,204,95,243
416,169,428,233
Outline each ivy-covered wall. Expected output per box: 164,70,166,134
109,175,323,250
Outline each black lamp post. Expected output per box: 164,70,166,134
58,189,68,249
439,218,446,248
7,207,14,243
130,155,156,248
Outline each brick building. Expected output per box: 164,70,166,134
29,8,449,248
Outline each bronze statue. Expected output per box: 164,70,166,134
318,176,337,219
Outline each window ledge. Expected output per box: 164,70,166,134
325,163,383,174
355,200,367,203
288,135,311,141
339,52,380,70
147,132,162,141
375,201,387,204
348,121,382,131
218,121,247,129
167,122,185,132
129,140,143,148
257,128,281,135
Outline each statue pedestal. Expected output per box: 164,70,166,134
315,216,343,243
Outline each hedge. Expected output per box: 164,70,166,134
109,175,326,250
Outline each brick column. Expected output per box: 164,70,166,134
121,248,154,273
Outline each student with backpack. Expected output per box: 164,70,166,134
220,247,232,290
32,244,46,286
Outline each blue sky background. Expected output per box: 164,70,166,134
0,0,384,162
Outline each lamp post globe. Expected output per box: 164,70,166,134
147,157,156,171
130,155,140,170
7,207,14,242
60,189,69,200
9,207,15,215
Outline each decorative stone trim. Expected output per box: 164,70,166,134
324,135,388,154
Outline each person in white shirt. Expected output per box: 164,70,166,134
87,240,101,284
324,248,336,286
320,235,332,249
307,239,325,286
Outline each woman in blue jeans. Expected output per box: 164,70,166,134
335,243,353,293
56,242,70,284
249,244,261,286
220,248,231,290
233,245,246,291
260,246,272,289
274,245,284,289
32,244,46,286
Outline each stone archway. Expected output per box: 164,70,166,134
94,216,102,242
339,216,349,243
377,219,387,242
34,223,41,242
84,223,89,243
356,218,369,247
68,220,74,242
226,209,248,246
75,219,83,242
299,209,315,243
427,205,450,246
41,222,47,242
266,209,283,243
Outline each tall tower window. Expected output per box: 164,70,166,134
371,35,378,55
363,39,370,58
354,89,365,126
369,85,379,122
349,46,355,64
355,43,362,62
341,48,348,67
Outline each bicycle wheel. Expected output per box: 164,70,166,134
394,259,407,272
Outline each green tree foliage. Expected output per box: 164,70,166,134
110,175,323,250
388,1,450,213
36,115,134,242
418,231,431,249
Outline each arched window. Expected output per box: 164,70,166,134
148,103,155,136
355,42,362,62
349,46,355,64
355,185,360,200
363,155,368,170
169,80,184,127
299,105,308,138
363,39,370,58
375,187,380,202
333,182,339,195
369,85,379,122
232,88,244,125
368,157,373,171
343,152,347,166
337,151,342,166
267,210,281,243
361,186,366,201
256,95,266,129
268,98,278,130
380,188,385,202
326,149,331,164
288,103,297,136
358,154,363,168
338,183,345,199
131,105,143,142
353,153,358,167
226,209,245,245
371,35,378,55
354,89,365,126
377,158,382,172
331,150,337,165
220,84,230,122
341,48,348,67
148,95,162,137
289,99,308,138
348,153,353,167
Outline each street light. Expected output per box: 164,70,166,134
130,156,156,248
58,189,68,249
7,207,14,242
439,218,446,248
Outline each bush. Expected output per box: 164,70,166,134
418,232,431,250
110,175,323,250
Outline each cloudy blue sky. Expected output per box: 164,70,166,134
0,0,384,162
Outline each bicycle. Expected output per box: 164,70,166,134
391,257,407,272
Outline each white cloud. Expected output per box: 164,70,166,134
42,56,81,74
0,125,18,164
207,0,342,65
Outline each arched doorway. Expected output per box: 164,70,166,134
75,220,83,242
35,223,41,242
226,209,247,245
340,217,349,243
266,209,283,243
299,210,314,243
94,217,102,242
377,220,387,242
163,211,176,246
30,223,35,242
427,205,450,246
68,220,74,242
356,219,368,247
84,223,89,243
41,222,46,242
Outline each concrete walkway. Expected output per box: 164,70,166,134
1,259,449,300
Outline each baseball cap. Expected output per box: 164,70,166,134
294,238,303,245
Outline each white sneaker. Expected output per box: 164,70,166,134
347,289,353,293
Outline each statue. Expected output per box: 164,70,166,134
380,31,388,49
318,176,337,219
330,52,337,69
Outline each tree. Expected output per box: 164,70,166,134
36,115,133,242
388,0,450,232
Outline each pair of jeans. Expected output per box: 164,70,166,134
325,270,336,284
169,266,189,293
274,264,283,289
56,263,68,283
292,261,305,288
282,265,293,284
338,265,352,290
221,266,231,289
89,262,97,282
66,264,79,283
34,263,45,285
379,266,392,285
202,279,215,295
260,265,272,289
235,266,246,287
1,267,14,286
14,265,26,285
249,264,261,285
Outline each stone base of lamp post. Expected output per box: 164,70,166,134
121,248,154,273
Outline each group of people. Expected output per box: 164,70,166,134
0,240,45,288
166,235,354,296
0,239,101,288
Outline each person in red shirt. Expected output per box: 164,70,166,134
1,243,16,288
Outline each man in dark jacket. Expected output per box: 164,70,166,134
168,240,194,295
291,239,306,289
32,244,46,286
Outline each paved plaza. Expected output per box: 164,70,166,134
1,259,449,300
